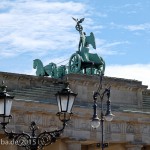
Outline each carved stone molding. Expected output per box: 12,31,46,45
125,144,143,150
111,122,121,133
126,123,135,133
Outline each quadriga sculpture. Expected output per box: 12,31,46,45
33,18,105,78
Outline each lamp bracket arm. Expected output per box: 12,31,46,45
46,121,66,135
3,129,33,149
37,123,66,147
100,87,111,100
4,129,30,140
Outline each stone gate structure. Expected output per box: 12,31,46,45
0,71,150,150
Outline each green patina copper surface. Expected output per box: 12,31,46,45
69,17,105,74
33,60,67,78
33,18,105,78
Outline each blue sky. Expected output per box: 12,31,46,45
0,0,150,88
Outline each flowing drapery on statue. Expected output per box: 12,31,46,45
33,18,105,78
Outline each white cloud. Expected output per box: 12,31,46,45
101,41,129,49
94,39,128,56
104,2,142,14
0,0,129,61
105,64,150,89
110,22,150,32
125,23,150,31
0,0,88,58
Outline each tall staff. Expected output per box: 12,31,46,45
72,17,85,51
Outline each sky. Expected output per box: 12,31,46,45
0,0,150,88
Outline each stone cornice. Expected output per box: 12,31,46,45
65,74,148,91
0,71,149,111
0,71,62,90
0,71,148,90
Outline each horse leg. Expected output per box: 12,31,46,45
97,59,105,75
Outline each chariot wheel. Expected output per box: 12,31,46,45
75,25,83,32
69,53,81,73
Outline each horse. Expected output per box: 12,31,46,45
57,65,67,78
44,62,58,78
33,59,48,76
33,60,68,78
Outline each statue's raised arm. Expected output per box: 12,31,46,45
72,17,86,51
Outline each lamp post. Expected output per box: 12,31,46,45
0,81,77,150
91,75,114,150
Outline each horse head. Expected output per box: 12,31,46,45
33,59,43,68
33,59,45,76
33,59,37,69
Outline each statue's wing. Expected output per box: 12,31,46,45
86,32,96,49
72,17,77,22
79,18,84,23
90,32,96,49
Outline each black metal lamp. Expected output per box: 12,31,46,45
91,88,114,129
0,81,14,129
56,86,76,113
56,82,77,123
91,75,114,150
0,81,77,150
91,92,100,129
105,98,114,122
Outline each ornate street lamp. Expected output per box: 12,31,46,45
56,82,77,123
0,81,77,150
0,81,14,129
91,75,114,150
